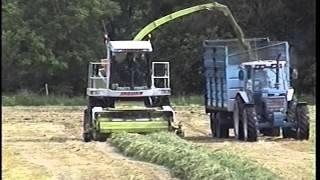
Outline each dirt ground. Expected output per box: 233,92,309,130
2,106,177,180
175,106,315,180
2,105,315,180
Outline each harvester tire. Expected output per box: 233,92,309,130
83,109,92,142
83,132,92,142
93,130,108,142
243,105,258,142
175,129,185,137
296,104,309,140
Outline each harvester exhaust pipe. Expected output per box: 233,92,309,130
275,53,281,89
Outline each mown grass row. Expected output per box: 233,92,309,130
109,132,279,180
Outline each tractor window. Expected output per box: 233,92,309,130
253,69,270,91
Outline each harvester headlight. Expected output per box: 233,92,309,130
160,90,170,94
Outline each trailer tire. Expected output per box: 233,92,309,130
210,112,229,138
296,104,309,140
210,113,216,138
216,112,229,138
243,106,258,142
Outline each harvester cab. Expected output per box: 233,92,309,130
83,40,183,142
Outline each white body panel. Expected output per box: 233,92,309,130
87,88,171,97
108,41,153,52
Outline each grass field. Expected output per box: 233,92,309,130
2,105,315,179
2,93,315,106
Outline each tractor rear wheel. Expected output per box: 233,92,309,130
83,109,92,142
243,105,258,142
296,104,309,140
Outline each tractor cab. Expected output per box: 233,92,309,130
240,60,288,95
239,59,289,126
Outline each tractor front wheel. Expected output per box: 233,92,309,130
283,102,309,140
283,101,297,138
296,104,309,140
242,105,258,142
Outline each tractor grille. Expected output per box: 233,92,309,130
265,96,286,112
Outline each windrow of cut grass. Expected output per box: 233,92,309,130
109,132,279,180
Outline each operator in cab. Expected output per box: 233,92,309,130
98,59,109,77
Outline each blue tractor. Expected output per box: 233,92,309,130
202,38,309,142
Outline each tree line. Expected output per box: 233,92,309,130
2,0,315,96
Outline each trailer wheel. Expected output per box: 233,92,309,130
83,109,92,142
296,104,309,140
216,112,229,138
234,96,244,140
243,105,258,142
210,113,216,138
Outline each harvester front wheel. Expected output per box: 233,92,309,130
296,104,309,140
93,130,109,142
83,109,93,142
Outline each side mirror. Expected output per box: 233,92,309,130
291,68,298,80
238,70,245,80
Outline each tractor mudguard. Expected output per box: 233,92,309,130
237,91,250,104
